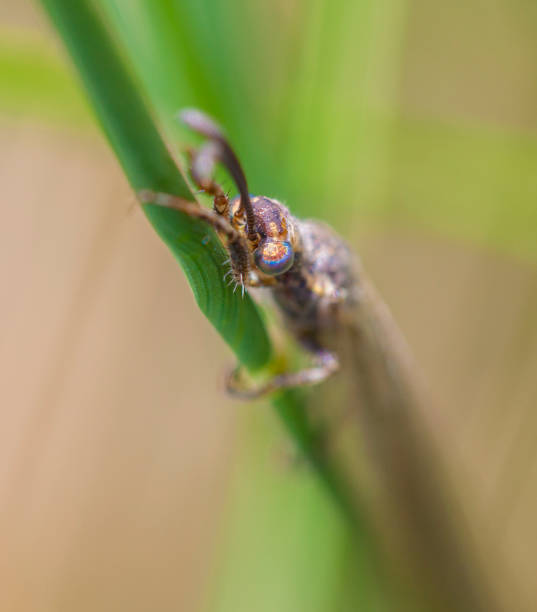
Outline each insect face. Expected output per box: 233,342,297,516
230,195,299,277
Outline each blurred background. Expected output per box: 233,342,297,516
1,0,537,610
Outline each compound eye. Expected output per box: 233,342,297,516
254,240,295,276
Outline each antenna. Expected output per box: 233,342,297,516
180,109,257,242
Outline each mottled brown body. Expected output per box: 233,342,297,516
227,194,362,393
225,194,360,334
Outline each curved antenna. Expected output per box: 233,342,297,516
179,108,257,242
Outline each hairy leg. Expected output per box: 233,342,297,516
138,189,239,241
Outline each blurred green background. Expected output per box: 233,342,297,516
1,0,536,610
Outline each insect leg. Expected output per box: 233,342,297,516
227,339,339,400
138,190,238,241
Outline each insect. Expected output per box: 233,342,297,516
139,109,410,400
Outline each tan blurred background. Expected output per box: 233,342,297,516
1,1,537,611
